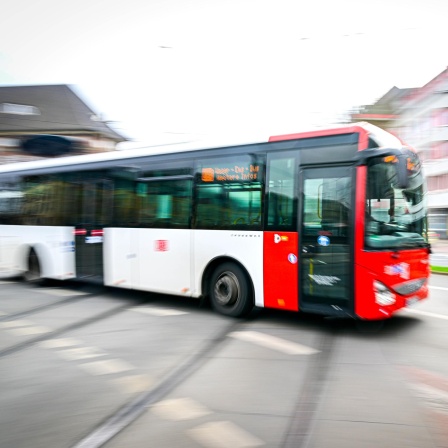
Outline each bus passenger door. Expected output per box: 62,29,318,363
299,166,353,316
74,179,112,281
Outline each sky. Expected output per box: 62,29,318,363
0,0,447,148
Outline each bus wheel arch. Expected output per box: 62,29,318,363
23,246,43,283
203,258,254,317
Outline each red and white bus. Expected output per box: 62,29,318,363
0,122,430,320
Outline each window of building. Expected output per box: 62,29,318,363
430,142,448,159
0,103,40,115
427,174,448,192
433,108,448,126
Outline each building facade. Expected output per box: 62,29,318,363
0,84,127,164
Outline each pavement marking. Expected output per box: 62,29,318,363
429,286,448,291
188,421,264,448
151,397,211,421
408,383,448,416
56,346,106,361
130,306,188,317
0,319,35,328
401,366,448,393
111,374,154,394
402,308,448,321
9,325,52,335
38,337,82,349
78,359,134,376
37,288,88,297
229,330,320,355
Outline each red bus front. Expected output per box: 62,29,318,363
264,127,430,321
354,151,430,320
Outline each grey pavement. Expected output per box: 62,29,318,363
430,239,448,268
430,239,448,254
105,323,440,448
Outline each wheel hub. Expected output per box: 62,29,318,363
214,272,240,306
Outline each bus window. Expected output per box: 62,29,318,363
365,157,427,249
195,185,226,228
61,173,113,228
0,179,23,224
266,154,296,231
136,179,192,228
195,155,264,230
22,175,75,226
113,179,138,227
195,183,262,229
303,176,350,237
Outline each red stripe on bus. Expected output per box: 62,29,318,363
268,125,370,151
263,231,299,311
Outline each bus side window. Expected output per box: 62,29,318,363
195,185,224,227
136,180,192,229
194,155,264,230
22,175,73,226
113,179,138,227
0,178,23,224
266,154,296,231
228,187,262,226
195,184,262,229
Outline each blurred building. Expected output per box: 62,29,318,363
351,67,448,238
0,84,127,164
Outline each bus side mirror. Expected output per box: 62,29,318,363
357,149,411,190
395,154,409,189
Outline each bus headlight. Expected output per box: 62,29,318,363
373,280,396,306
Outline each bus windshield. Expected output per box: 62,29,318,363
365,153,428,249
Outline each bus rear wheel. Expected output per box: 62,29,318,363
210,262,253,317
24,249,41,283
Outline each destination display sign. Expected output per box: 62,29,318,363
200,162,262,183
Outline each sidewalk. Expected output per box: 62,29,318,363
429,239,448,273
430,239,448,254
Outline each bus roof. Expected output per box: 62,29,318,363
0,122,403,174
269,121,403,149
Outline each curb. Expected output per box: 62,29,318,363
430,267,448,275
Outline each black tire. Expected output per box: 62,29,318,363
23,249,41,283
209,262,253,317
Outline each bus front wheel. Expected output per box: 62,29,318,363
24,249,41,283
210,263,253,317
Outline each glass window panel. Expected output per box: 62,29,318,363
266,154,296,231
195,155,264,230
136,179,192,228
303,176,350,238
0,179,23,224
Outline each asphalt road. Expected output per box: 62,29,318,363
0,277,447,448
